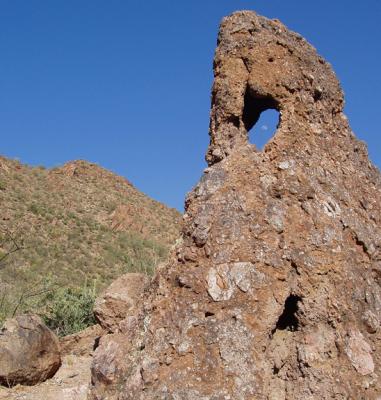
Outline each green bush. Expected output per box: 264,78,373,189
28,202,42,215
42,283,97,336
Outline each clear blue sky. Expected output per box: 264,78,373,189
1,1,380,211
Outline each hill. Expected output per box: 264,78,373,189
0,157,181,323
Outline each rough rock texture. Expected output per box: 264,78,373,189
0,314,61,387
90,273,151,399
60,324,103,357
93,273,150,333
89,11,381,400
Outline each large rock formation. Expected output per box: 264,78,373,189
90,11,381,399
0,314,61,387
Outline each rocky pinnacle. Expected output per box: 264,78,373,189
89,11,381,400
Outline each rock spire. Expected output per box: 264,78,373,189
90,11,381,399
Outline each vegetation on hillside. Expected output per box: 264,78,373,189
0,157,181,330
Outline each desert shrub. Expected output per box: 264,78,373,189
42,283,97,336
28,202,43,216
0,291,12,328
0,277,54,328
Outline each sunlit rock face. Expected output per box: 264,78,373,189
89,11,381,400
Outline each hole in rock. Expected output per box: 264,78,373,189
273,294,301,333
248,109,280,150
272,365,280,375
205,311,215,318
243,88,280,150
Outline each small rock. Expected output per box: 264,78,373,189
278,160,294,170
207,262,264,301
362,310,379,334
94,273,149,332
207,265,235,301
345,329,374,376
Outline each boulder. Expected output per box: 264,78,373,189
0,354,92,400
0,314,61,387
93,273,149,332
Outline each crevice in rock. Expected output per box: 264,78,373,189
341,221,372,260
227,115,240,130
291,261,301,276
93,336,101,351
175,276,192,289
272,295,301,334
355,236,369,256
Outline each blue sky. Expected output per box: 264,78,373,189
1,1,380,211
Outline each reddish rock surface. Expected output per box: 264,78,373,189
89,11,381,399
60,324,103,357
93,273,150,333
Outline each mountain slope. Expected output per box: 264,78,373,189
0,157,181,321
